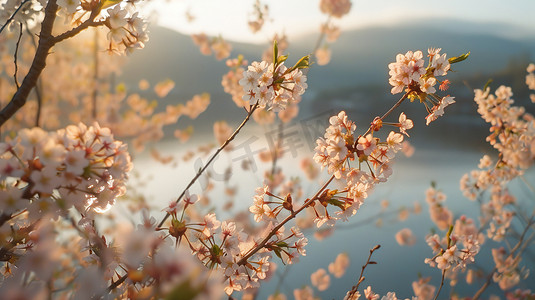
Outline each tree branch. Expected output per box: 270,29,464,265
13,22,23,89
237,174,336,265
0,0,31,35
157,103,260,228
0,0,58,127
346,244,380,298
53,17,105,44
0,2,108,128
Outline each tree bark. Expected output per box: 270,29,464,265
0,0,58,127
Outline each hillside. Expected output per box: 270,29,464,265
119,19,535,149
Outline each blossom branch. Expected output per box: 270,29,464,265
269,15,331,176
104,104,261,294
241,89,410,266
52,14,105,44
238,174,336,265
13,22,23,89
92,28,99,120
472,210,535,299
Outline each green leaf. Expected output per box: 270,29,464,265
483,79,493,91
273,40,279,65
327,198,345,210
290,55,310,71
278,54,288,64
446,224,454,247
211,244,223,257
448,52,470,64
275,241,289,248
273,248,284,264
99,0,122,9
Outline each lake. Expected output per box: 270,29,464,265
127,121,535,299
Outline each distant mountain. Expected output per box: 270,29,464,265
122,17,535,96
119,19,535,148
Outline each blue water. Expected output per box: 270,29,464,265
129,128,535,299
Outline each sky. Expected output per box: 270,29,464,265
144,0,535,44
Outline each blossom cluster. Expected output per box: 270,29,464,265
388,49,459,125
222,56,249,107
239,48,309,111
0,123,137,297
526,63,535,102
424,186,453,231
103,4,149,54
319,0,352,18
163,190,308,295
473,85,535,170
0,0,43,27
248,0,269,33
312,111,411,227
424,231,480,272
55,1,149,55
0,123,132,218
491,247,529,290
457,77,535,292
191,33,232,60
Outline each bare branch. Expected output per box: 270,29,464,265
433,270,446,300
346,244,381,298
53,17,105,44
13,22,23,89
157,103,260,229
0,2,107,128
92,28,99,120
0,0,58,127
0,0,31,35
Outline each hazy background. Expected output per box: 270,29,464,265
118,2,535,298
120,15,535,151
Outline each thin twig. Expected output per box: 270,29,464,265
346,244,380,298
157,103,260,228
52,18,105,44
238,174,336,265
472,209,535,299
34,76,43,127
25,23,44,127
105,103,261,294
0,0,31,35
433,270,446,300
13,22,23,89
270,121,283,176
357,91,410,146
92,28,99,120
311,16,331,62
